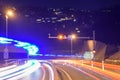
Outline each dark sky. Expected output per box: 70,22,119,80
0,0,120,54
1,0,120,9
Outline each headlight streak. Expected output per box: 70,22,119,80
43,63,54,80
0,37,13,44
0,37,13,41
0,61,32,78
0,40,12,44
7,60,40,80
0,60,40,80
0,65,17,72
41,66,46,80
0,37,39,55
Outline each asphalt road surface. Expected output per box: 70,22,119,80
1,60,120,80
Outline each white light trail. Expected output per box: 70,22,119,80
0,60,40,80
0,65,17,72
43,63,54,80
7,60,40,80
0,61,32,78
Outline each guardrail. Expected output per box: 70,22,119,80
105,59,120,65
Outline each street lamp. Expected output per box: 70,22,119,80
69,34,76,54
48,33,90,57
5,9,14,37
57,34,65,40
4,9,14,61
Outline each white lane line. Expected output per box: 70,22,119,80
57,66,72,80
68,65,100,80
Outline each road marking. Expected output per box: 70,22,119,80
57,66,72,80
41,66,46,80
68,65,100,80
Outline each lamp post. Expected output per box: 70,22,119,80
4,9,14,61
68,34,76,55
48,34,90,55
5,15,8,38
91,30,96,68
70,35,73,55
5,9,14,38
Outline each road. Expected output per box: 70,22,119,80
54,63,109,80
0,60,54,80
1,59,120,80
19,65,51,80
52,60,120,80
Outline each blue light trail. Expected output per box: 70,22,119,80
0,37,39,55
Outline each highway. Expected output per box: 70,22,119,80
56,64,99,80
52,60,120,80
19,64,52,80
0,60,54,80
1,59,120,80
54,62,110,80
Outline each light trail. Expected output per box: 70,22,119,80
53,60,119,80
0,37,39,55
0,60,40,80
65,64,100,80
7,60,40,80
0,61,32,78
70,60,120,80
43,63,54,80
41,66,46,80
83,64,120,80
0,65,17,72
84,60,120,70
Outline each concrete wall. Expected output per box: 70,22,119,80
82,40,107,61
82,40,120,61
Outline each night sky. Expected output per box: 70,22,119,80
0,0,120,9
0,0,120,54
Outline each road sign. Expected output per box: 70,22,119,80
4,47,9,59
84,51,94,60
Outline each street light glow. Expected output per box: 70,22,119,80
6,10,14,17
71,34,76,39
57,34,64,40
